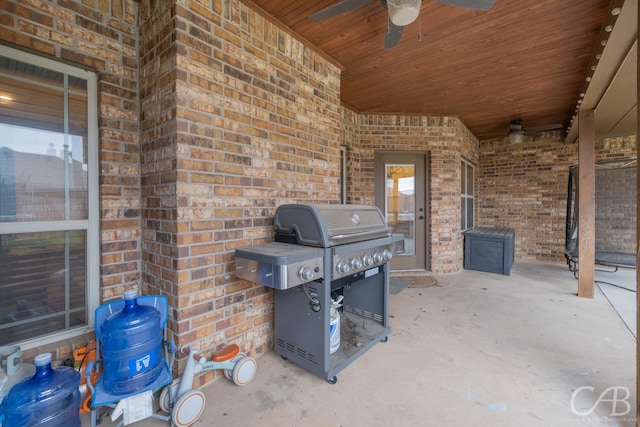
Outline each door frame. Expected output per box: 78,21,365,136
374,150,430,271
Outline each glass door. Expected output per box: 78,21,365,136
374,152,428,270
386,164,416,256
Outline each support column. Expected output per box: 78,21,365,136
636,2,640,427
577,108,595,298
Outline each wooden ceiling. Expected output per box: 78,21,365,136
246,0,623,140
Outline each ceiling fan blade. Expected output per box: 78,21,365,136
309,0,376,22
383,18,404,49
525,130,543,139
434,0,496,10
526,123,564,132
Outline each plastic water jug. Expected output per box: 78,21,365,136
100,290,164,395
1,352,81,427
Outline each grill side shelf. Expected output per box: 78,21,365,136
235,243,324,289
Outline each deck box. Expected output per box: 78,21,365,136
463,227,515,275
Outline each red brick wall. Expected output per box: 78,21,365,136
341,107,360,204
594,162,636,253
342,111,479,273
2,0,636,381
137,0,342,380
0,0,140,359
345,114,636,268
478,132,636,261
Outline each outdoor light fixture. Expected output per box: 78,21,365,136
509,130,524,144
387,0,422,26
565,0,623,139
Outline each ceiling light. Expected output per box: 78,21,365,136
387,0,422,26
611,7,621,15
509,130,524,144
605,25,613,32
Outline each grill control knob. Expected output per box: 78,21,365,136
362,254,374,267
336,261,350,274
383,249,393,261
298,266,315,281
373,251,384,263
350,257,363,270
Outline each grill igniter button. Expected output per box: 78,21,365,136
298,266,315,281
336,261,350,274
349,257,363,270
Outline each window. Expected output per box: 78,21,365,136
386,164,416,255
340,146,347,203
461,159,474,231
0,46,99,348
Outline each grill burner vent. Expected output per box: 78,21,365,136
276,338,319,366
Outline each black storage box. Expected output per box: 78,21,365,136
463,226,515,275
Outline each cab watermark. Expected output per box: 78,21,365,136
570,386,632,417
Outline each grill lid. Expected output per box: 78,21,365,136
274,204,391,247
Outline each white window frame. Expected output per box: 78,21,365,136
340,146,347,203
0,45,99,349
461,158,475,232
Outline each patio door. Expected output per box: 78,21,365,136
374,152,428,271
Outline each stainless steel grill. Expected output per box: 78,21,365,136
235,204,404,383
274,204,392,247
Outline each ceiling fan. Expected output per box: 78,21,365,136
509,119,564,144
308,0,496,49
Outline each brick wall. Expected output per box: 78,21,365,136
0,0,141,360
1,0,342,377
2,0,636,382
137,0,342,381
594,162,636,253
343,111,479,273
340,106,359,204
478,132,636,261
346,113,636,269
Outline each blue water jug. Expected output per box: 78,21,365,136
1,352,81,427
100,290,164,395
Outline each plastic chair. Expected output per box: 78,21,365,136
86,295,175,427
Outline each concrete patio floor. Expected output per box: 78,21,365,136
83,259,636,426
